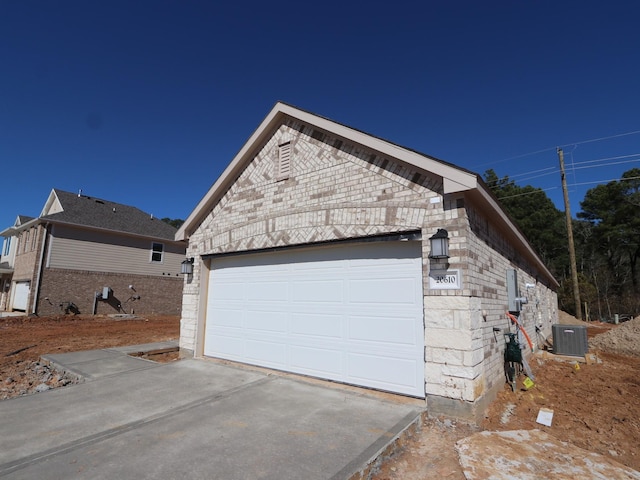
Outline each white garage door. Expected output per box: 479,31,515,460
12,281,30,311
204,241,425,397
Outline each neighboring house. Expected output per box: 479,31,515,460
0,216,31,311
0,189,186,316
175,102,559,421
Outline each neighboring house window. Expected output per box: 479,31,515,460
151,242,164,263
31,228,37,251
2,237,10,256
277,141,292,180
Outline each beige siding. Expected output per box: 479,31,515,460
48,224,184,277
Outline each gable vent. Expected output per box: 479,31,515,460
277,141,292,180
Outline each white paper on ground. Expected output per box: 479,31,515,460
536,408,554,427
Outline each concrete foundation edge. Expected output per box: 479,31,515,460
343,410,427,480
426,379,504,424
179,348,194,359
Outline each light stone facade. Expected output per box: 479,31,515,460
179,108,558,421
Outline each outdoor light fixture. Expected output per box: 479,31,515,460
181,257,194,275
428,229,449,259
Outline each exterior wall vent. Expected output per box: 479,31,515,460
552,324,588,357
277,141,291,180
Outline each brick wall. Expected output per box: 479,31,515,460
180,119,558,419
38,268,183,316
181,121,445,353
460,201,557,416
9,224,46,312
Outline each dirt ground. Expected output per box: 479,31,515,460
0,314,179,399
1,312,639,478
374,314,640,479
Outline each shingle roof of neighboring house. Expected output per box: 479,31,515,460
16,215,35,225
0,215,37,237
41,189,178,241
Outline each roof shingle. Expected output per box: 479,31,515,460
41,189,178,240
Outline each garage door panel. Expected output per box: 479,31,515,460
289,345,342,376
245,339,287,366
348,353,419,392
290,313,343,338
349,277,417,304
207,308,244,328
291,280,344,303
205,241,425,397
245,311,288,332
291,260,343,273
12,282,30,311
247,281,288,301
209,281,245,301
205,334,244,358
348,315,418,345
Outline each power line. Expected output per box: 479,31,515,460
569,158,640,172
559,129,640,149
493,175,640,201
568,175,640,187
477,129,640,169
483,154,640,186
483,166,557,186
569,152,640,166
476,147,557,168
505,166,557,181
496,186,560,200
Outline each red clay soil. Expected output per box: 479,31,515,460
0,314,179,399
374,316,640,479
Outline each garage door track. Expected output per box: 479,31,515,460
0,347,423,479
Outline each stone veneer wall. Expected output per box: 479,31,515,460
422,200,558,420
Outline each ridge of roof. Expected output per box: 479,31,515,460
174,102,557,287
16,215,35,224
176,102,479,240
277,101,482,180
40,189,179,241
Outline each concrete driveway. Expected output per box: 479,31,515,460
0,346,423,479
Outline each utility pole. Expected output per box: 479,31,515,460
558,148,582,320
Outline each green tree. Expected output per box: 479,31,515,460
578,168,640,314
483,169,568,278
161,218,185,229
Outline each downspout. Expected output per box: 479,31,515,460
31,223,49,315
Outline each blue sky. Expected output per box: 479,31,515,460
2,1,639,232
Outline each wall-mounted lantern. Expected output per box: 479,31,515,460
181,257,194,275
428,229,449,259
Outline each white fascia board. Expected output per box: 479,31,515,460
3,217,40,235
281,104,478,193
39,189,59,217
443,176,477,194
475,187,558,287
176,106,286,241
0,227,17,237
176,102,478,240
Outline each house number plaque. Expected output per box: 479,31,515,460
429,269,461,290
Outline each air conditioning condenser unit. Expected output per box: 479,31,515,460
552,324,588,357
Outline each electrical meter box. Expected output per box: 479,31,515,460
552,324,588,357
